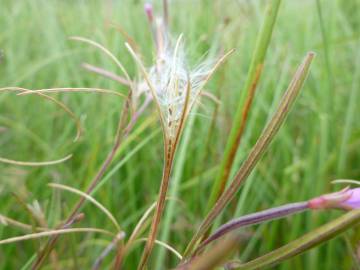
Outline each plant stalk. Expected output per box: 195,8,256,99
195,202,308,254
136,144,175,270
206,0,282,212
183,52,315,258
226,210,360,270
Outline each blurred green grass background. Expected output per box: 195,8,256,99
0,0,360,269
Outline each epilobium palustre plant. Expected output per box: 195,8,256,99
1,1,360,270
125,4,234,269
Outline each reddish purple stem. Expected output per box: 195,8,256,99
81,63,131,86
195,201,309,254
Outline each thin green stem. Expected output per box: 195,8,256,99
206,0,282,212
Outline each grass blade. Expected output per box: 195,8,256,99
206,0,282,211
0,87,82,141
0,154,72,167
69,36,133,86
31,94,132,269
134,238,182,260
0,228,114,245
48,183,121,232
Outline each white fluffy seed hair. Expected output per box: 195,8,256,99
146,19,215,138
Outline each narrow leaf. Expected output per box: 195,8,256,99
184,52,315,257
196,202,308,253
48,183,121,232
227,210,360,270
0,228,114,245
0,154,72,167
